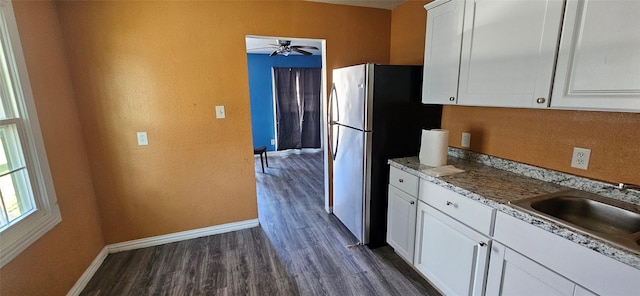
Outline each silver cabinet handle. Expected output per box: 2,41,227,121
449,97,455,101
536,97,546,104
399,179,404,183
472,241,490,294
410,201,415,205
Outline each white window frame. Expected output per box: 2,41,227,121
0,0,61,268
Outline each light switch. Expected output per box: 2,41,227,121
137,132,149,146
215,105,225,119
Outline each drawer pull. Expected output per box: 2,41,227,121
479,241,487,247
399,179,404,183
446,201,458,208
410,201,415,205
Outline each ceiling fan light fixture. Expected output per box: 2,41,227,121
256,39,318,57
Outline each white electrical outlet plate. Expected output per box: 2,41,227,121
270,139,275,145
461,132,471,148
137,132,149,146
215,105,225,119
571,147,591,170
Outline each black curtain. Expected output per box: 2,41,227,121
273,67,321,151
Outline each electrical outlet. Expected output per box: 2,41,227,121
270,139,275,145
461,132,471,148
571,147,591,170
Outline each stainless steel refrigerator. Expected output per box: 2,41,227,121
329,63,442,247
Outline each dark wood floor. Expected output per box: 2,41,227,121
80,150,439,296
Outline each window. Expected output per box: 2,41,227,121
0,1,60,267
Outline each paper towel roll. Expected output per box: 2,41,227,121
419,129,449,167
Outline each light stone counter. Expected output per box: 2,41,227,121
389,148,640,270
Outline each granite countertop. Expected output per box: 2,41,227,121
389,148,640,270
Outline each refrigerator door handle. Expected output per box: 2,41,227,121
329,83,339,124
332,125,340,161
329,84,340,160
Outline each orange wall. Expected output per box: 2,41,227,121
391,0,640,185
390,0,433,65
55,0,391,244
0,1,105,295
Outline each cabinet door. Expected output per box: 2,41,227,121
457,0,563,108
386,186,417,263
550,0,640,111
422,0,465,105
414,201,490,296
486,242,583,296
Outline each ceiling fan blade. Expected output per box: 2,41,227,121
292,48,313,56
291,45,319,50
269,49,279,57
248,46,278,51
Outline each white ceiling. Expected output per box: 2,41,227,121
246,36,323,56
305,0,405,10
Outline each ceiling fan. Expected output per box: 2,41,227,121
266,40,319,57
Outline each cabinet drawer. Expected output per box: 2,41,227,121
389,166,419,196
419,180,494,235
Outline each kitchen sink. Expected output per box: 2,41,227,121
530,196,640,235
510,190,640,254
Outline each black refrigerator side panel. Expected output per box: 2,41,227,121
367,65,443,248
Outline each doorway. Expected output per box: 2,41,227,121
245,35,330,213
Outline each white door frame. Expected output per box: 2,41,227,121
246,35,330,213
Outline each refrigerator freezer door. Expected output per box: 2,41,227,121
332,64,367,130
332,126,366,243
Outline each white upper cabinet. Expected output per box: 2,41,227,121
422,0,465,105
550,0,640,112
457,0,564,108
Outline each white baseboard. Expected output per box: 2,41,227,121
255,148,322,157
67,218,259,295
66,247,108,296
107,219,259,253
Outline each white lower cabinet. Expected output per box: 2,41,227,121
386,171,640,296
386,167,420,262
486,242,596,296
490,212,640,296
386,185,417,263
414,201,490,296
